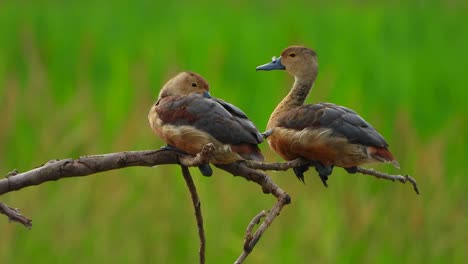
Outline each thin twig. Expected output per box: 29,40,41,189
234,194,290,264
215,162,289,199
243,210,266,250
0,201,32,229
356,167,420,194
215,162,291,263
244,159,420,194
181,166,206,264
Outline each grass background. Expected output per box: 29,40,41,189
0,0,467,263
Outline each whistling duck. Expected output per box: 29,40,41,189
148,72,264,176
256,46,399,186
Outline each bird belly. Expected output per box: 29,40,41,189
268,127,372,167
159,124,245,164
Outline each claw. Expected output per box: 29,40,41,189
319,174,329,187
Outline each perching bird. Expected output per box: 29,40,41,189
256,46,399,186
148,71,264,176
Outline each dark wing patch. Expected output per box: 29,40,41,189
156,94,263,145
212,98,248,119
277,102,388,147
212,97,263,143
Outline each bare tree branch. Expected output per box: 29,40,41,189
243,210,267,246
234,193,291,264
0,146,292,264
0,148,222,196
1,149,179,196
1,146,418,264
245,159,420,194
244,158,310,171
215,163,290,199
0,201,32,229
355,167,420,194
181,166,206,264
215,162,293,264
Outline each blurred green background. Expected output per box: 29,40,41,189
0,0,467,263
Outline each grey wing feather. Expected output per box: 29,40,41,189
277,102,388,147
157,94,263,145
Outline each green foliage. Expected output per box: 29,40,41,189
0,1,467,263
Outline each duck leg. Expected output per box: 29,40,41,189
160,145,213,177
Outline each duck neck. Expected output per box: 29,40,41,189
267,75,316,129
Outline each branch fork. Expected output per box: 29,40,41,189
1,144,419,264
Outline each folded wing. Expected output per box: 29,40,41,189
155,94,263,161
276,102,388,148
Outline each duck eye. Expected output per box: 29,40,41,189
191,82,197,87
289,53,296,58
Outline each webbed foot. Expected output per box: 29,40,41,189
344,166,358,174
261,129,273,139
160,145,185,153
293,164,310,184
312,162,334,188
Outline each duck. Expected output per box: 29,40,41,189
256,46,399,186
148,71,264,176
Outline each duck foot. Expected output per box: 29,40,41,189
160,144,183,153
261,129,273,139
312,162,333,188
197,164,213,177
293,164,309,184
344,166,358,174
160,145,213,177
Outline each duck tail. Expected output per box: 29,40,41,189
231,144,264,162
367,146,400,169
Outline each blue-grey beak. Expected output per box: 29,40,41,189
256,57,286,71
203,91,212,98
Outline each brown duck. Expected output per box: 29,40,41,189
256,46,399,186
148,72,264,176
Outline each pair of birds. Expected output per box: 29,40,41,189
148,46,399,186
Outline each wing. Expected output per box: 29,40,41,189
155,94,263,145
276,102,388,148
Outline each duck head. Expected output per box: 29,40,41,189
256,46,318,80
159,71,210,98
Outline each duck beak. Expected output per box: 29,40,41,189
203,91,212,98
256,56,286,71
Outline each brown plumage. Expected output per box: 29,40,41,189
148,72,264,166
256,46,398,184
